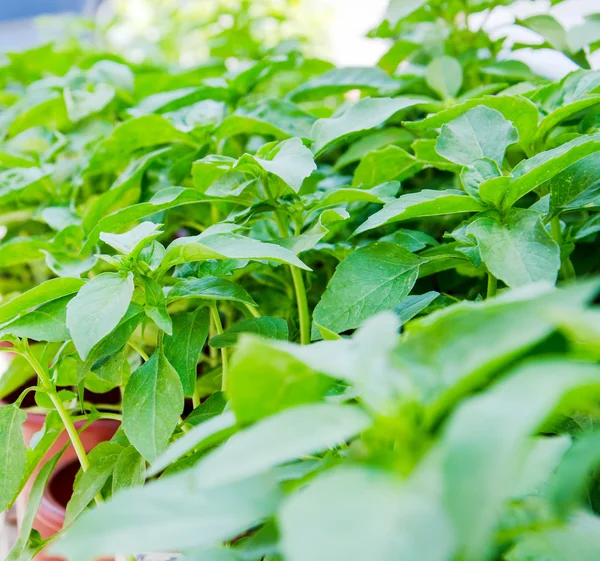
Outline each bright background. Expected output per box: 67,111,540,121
0,0,599,80
322,0,600,77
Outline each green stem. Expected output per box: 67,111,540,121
263,182,310,345
22,345,102,505
245,302,261,318
291,267,310,345
550,216,576,282
487,272,497,299
209,303,229,391
192,388,201,409
127,340,149,361
550,216,563,242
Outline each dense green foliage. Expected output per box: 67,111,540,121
2,0,600,559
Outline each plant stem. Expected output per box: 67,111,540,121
192,388,201,409
245,302,261,318
487,272,497,299
127,340,149,361
291,266,310,345
22,345,102,505
209,303,229,391
263,182,311,345
550,216,576,282
550,215,562,242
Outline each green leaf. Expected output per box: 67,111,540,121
43,250,98,279
385,0,429,27
426,56,463,99
377,40,419,74
276,208,349,255
186,392,227,427
64,83,115,122
143,276,172,336
164,307,210,396
567,15,600,53
0,405,27,511
498,134,600,209
0,166,51,204
216,99,316,139
382,228,438,253
442,360,600,561
99,221,163,256
466,209,561,288
354,190,484,236
535,95,600,143
289,67,399,102
412,138,462,172
161,231,311,273
112,445,146,495
209,317,288,348
404,95,539,150
279,467,453,561
517,14,570,52
547,428,600,516
0,277,84,325
241,137,316,192
82,187,236,254
228,336,331,423
335,128,414,170
312,242,421,338
395,283,599,412
147,411,237,477
86,115,197,175
435,106,518,166
84,303,144,366
394,291,440,324
83,148,169,232
168,276,256,306
66,272,135,360
274,312,411,415
547,152,600,215
87,348,130,392
507,512,600,561
553,309,600,359
122,347,184,461
52,472,281,561
352,145,422,187
313,182,399,210
65,442,123,525
312,96,428,156
461,158,502,199
1,295,71,342
0,238,51,268
188,404,371,489
129,85,230,116
8,95,69,138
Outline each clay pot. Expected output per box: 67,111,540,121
31,459,115,561
0,347,119,559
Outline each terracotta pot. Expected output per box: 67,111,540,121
16,414,120,527
0,345,119,559
31,459,114,561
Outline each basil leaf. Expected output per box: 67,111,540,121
122,347,184,461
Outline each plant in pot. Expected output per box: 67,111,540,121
0,1,328,558
2,0,600,559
